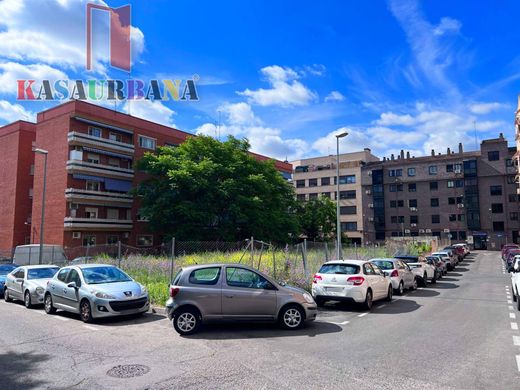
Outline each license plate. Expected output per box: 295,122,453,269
325,287,343,292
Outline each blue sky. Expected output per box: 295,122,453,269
0,0,519,160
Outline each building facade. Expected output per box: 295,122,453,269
0,100,292,253
291,149,380,244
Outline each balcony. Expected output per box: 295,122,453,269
67,159,134,180
68,132,134,155
65,188,133,206
64,217,133,231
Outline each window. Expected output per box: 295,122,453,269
107,209,119,219
107,235,119,245
363,264,376,275
430,181,438,190
85,207,98,219
455,179,464,188
138,135,156,150
296,180,305,188
488,151,500,161
391,216,404,223
226,267,272,289
30,164,34,175
321,177,330,186
108,158,120,167
309,178,318,187
447,180,454,188
457,214,465,222
339,190,356,199
88,127,102,138
339,175,356,184
432,215,440,224
389,184,403,192
493,221,505,232
389,169,403,177
137,235,153,247
86,180,100,192
448,197,456,205
408,168,416,176
410,215,418,224
87,153,100,164
296,194,306,201
446,164,453,172
321,192,330,198
509,194,519,202
57,269,70,282
429,165,438,175
72,232,81,239
340,206,357,215
309,193,318,200
66,269,82,287
456,196,464,204
508,176,517,184
342,222,358,231
491,203,503,213
109,132,122,142
390,200,404,208
449,214,456,222
189,267,221,285
490,185,503,196
408,183,416,192
511,212,519,221
82,235,96,246
431,198,439,207
409,199,417,208
29,188,33,198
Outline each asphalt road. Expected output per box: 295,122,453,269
1,251,519,390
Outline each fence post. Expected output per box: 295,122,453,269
324,242,330,262
117,241,122,268
301,238,308,278
169,237,175,284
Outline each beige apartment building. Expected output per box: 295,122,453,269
291,149,380,244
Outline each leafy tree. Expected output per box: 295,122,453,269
135,135,299,242
296,196,336,241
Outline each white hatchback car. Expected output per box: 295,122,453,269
311,260,393,310
370,258,418,295
510,256,520,310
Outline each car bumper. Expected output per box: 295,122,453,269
30,291,45,304
312,285,365,303
91,296,150,318
302,302,318,321
390,277,401,290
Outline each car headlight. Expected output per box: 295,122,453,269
140,285,148,297
303,293,315,304
95,292,116,299
35,287,44,294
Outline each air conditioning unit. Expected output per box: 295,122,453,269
72,232,81,239
425,229,432,233
368,203,374,208
454,168,462,174
443,228,450,233
410,207,417,211
365,189,372,195
368,217,374,222
411,223,417,227
457,204,465,208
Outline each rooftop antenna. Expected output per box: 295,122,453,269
473,120,478,150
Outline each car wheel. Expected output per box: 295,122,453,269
279,305,304,330
173,307,201,335
24,291,32,309
398,282,404,295
386,285,393,302
80,299,93,323
44,294,56,314
4,288,11,302
422,273,428,287
411,278,418,290
363,289,373,310
513,287,517,302
431,274,437,284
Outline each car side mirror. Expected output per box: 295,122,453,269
67,282,78,289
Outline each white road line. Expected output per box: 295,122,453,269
511,322,518,330
508,300,513,304
358,313,368,318
83,325,98,331
509,306,514,311
326,320,350,325
54,316,69,322
514,336,520,346
511,313,517,319
516,356,520,372
376,304,386,309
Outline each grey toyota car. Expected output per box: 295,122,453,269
44,264,149,322
166,264,318,335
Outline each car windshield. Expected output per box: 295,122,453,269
371,260,394,270
81,266,132,284
318,264,360,274
27,267,59,280
0,266,15,276
399,259,418,264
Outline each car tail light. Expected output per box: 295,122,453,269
313,274,322,284
347,276,365,286
169,287,180,298
390,270,399,277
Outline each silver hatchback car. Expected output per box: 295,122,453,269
166,264,318,335
44,264,149,322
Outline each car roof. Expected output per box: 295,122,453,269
322,259,366,265
19,265,59,269
393,255,419,259
179,263,263,272
71,263,117,269
370,258,398,262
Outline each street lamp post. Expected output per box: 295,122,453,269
34,148,48,265
335,131,348,259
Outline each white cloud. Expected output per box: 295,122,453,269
0,0,145,73
123,100,176,127
433,17,462,36
0,62,68,95
218,102,259,125
301,64,327,77
374,112,416,126
0,100,35,123
324,91,345,102
469,102,507,115
238,65,317,107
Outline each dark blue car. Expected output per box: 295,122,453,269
0,264,17,297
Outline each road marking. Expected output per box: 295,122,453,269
327,320,350,325
83,325,98,331
511,322,518,330
376,304,386,309
508,300,513,304
509,306,514,311
511,313,517,319
516,356,520,372
54,316,69,322
358,313,368,318
514,336,520,346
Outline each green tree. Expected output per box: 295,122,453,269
135,135,298,242
296,196,336,241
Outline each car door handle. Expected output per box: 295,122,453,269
225,295,234,298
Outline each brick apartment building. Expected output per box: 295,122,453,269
291,149,380,245
0,100,292,253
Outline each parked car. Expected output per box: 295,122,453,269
453,243,470,256
394,255,437,286
432,251,457,271
4,265,59,307
506,250,520,267
427,255,447,275
503,244,520,261
509,257,520,310
369,258,417,295
44,264,149,322
13,244,67,266
0,264,17,298
443,246,464,262
425,256,443,280
166,264,317,335
311,260,392,310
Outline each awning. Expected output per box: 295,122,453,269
72,116,134,135
82,147,133,160
104,178,133,192
72,174,105,182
